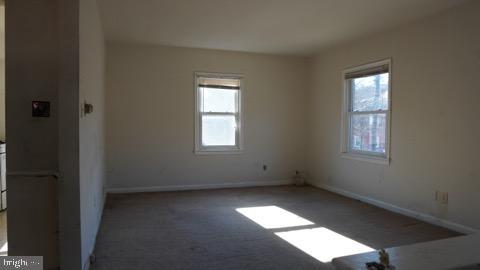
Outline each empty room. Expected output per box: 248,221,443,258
3,0,480,269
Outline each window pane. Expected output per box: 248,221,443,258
352,73,389,111
350,113,386,153
201,88,237,113
202,115,236,146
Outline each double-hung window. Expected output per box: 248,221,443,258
341,59,391,163
194,73,243,154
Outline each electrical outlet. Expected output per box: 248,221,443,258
441,192,449,204
435,191,449,204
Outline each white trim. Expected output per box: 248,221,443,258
106,180,293,194
340,58,392,165
84,190,107,270
308,181,478,235
193,150,244,155
340,152,390,165
194,72,245,155
350,109,388,115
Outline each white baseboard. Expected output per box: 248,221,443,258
308,181,478,235
85,190,107,270
106,180,293,194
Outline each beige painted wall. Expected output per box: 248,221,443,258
106,44,308,190
57,0,83,268
0,58,4,141
79,0,106,267
6,0,62,268
307,1,480,230
6,0,59,172
6,1,104,269
0,4,4,141
7,176,58,267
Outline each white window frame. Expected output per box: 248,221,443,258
194,72,244,155
340,59,392,165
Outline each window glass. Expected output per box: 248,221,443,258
202,115,236,146
196,73,242,152
343,61,391,159
350,113,386,153
352,73,389,112
201,88,237,113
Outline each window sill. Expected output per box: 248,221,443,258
194,149,244,155
340,152,390,165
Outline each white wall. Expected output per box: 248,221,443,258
6,1,105,269
6,0,59,173
6,176,58,267
0,4,4,141
57,0,83,268
307,0,480,231
79,0,106,268
0,58,5,141
6,0,62,268
106,44,308,191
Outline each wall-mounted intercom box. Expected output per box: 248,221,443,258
32,101,50,117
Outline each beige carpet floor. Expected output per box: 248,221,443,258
93,185,460,270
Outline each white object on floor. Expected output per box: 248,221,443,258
332,234,480,270
0,242,7,256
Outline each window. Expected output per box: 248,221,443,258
194,73,243,154
341,59,391,163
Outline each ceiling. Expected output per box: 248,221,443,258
98,0,466,56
